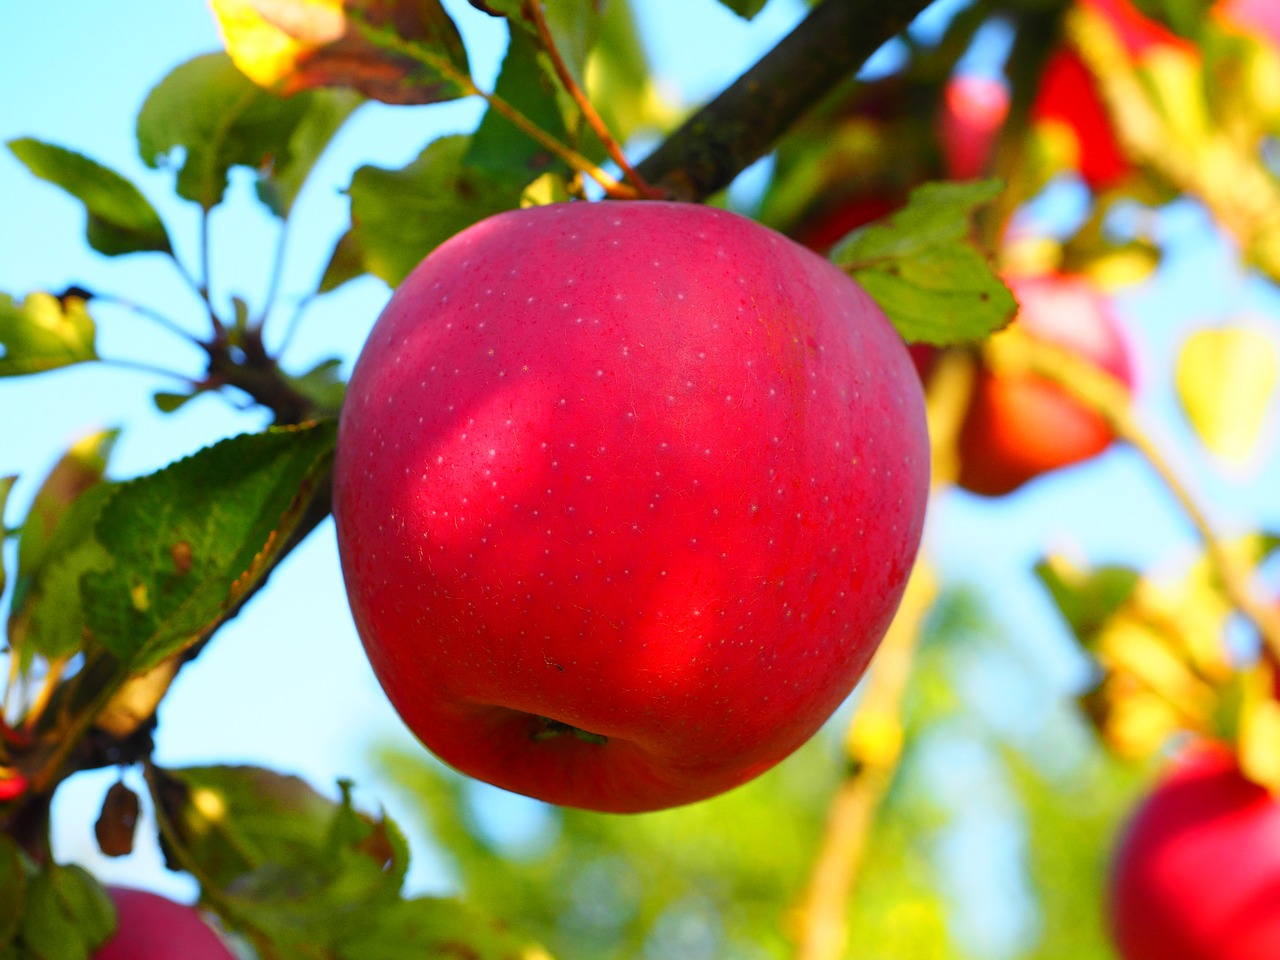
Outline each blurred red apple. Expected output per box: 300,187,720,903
956,273,1134,496
1109,743,1280,960
97,886,234,960
938,73,1010,180
334,200,930,813
1219,0,1280,46
1031,0,1189,189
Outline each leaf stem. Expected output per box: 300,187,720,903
1003,331,1280,661
199,209,225,337
359,23,639,199
99,356,195,383
523,0,658,198
258,217,291,330
93,294,202,346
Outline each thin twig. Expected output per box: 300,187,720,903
636,0,936,201
1002,330,1280,661
523,0,657,198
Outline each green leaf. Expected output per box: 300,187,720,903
1035,554,1141,644
8,483,116,666
80,421,337,671
0,292,97,377
0,837,23,949
136,53,320,211
7,139,172,256
348,135,525,286
152,765,421,958
0,476,15,597
317,230,365,294
17,865,116,960
586,0,678,143
337,898,556,960
152,390,198,414
715,0,770,20
15,430,117,594
284,358,346,416
466,27,572,179
832,179,1017,345
257,89,363,217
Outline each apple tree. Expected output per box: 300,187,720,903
3,0,1280,958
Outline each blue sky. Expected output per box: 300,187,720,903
3,0,1280,950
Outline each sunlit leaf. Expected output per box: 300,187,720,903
7,139,172,256
211,0,469,105
80,422,336,671
585,0,679,143
1237,662,1280,792
832,179,1017,345
0,292,97,377
348,135,525,286
1036,554,1142,644
137,52,322,210
1176,324,1279,467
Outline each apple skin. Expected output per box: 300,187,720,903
96,886,234,960
334,201,930,813
1109,743,1280,960
956,273,1134,497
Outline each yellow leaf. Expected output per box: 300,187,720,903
211,0,345,89
1237,664,1280,792
1176,324,1279,468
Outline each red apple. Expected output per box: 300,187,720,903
1031,0,1190,190
333,201,930,813
1109,743,1280,960
97,886,234,960
957,273,1134,496
938,73,1010,181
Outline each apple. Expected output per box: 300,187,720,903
97,886,234,960
956,272,1134,496
1031,0,1189,190
333,200,930,813
1109,743,1280,960
937,73,1010,181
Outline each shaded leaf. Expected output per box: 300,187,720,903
337,897,556,960
8,483,116,666
715,0,769,20
152,390,199,414
137,53,320,210
0,837,23,949
1175,323,1279,467
348,135,525,286
15,430,118,597
284,357,346,415
466,27,571,179
258,88,363,217
7,139,172,256
317,229,365,293
832,179,1017,345
80,421,336,671
0,475,15,597
211,0,469,105
0,292,97,377
18,864,116,960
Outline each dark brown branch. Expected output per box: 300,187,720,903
636,0,936,201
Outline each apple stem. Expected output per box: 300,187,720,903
531,717,608,746
1008,330,1280,665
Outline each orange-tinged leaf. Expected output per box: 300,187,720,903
1176,324,1279,468
210,0,470,105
